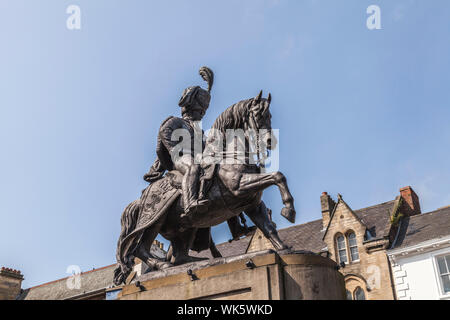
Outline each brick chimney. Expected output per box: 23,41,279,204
400,186,421,217
321,192,336,229
0,267,24,300
153,240,164,250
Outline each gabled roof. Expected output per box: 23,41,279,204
322,195,368,240
392,206,450,249
17,264,116,300
245,228,275,253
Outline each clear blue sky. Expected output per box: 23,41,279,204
1,0,449,288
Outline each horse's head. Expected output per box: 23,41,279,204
209,91,278,159
247,90,277,150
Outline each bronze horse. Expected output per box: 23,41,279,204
114,91,296,285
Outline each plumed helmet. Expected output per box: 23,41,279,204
178,66,214,111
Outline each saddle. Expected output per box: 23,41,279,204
165,163,217,196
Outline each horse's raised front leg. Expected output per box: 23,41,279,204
237,171,296,223
245,201,288,251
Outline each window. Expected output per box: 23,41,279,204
336,235,347,263
335,231,359,264
346,290,352,300
347,232,359,261
436,254,450,294
354,287,366,300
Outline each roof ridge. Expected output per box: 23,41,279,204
277,218,323,233
409,205,450,219
26,264,116,290
354,199,396,213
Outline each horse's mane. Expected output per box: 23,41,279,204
211,98,254,132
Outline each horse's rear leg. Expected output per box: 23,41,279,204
135,220,172,270
245,201,289,251
209,241,222,258
227,214,254,240
171,229,209,265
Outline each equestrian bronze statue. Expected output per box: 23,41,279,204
114,67,296,285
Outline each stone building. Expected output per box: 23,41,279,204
319,188,413,300
189,186,448,300
4,186,449,300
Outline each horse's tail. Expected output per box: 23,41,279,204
113,199,141,286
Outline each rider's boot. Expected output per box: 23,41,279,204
180,164,209,219
181,199,209,219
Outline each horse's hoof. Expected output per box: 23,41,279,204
281,207,296,223
188,256,209,263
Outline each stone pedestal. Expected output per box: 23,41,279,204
114,250,345,300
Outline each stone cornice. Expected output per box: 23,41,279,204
363,238,390,253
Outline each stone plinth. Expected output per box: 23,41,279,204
115,250,345,300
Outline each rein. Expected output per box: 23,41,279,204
246,110,269,168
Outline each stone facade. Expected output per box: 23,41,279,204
319,186,426,300
246,228,276,253
321,195,396,299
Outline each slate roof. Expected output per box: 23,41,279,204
191,218,327,259
192,199,398,259
17,264,115,300
354,200,396,238
392,206,450,249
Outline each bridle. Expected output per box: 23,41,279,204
245,100,270,168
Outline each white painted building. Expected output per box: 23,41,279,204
388,207,450,300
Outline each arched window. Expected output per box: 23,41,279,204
354,287,366,300
346,290,353,300
347,232,359,262
336,234,348,263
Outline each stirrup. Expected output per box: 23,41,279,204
181,199,209,218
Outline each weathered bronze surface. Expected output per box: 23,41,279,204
114,67,296,285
